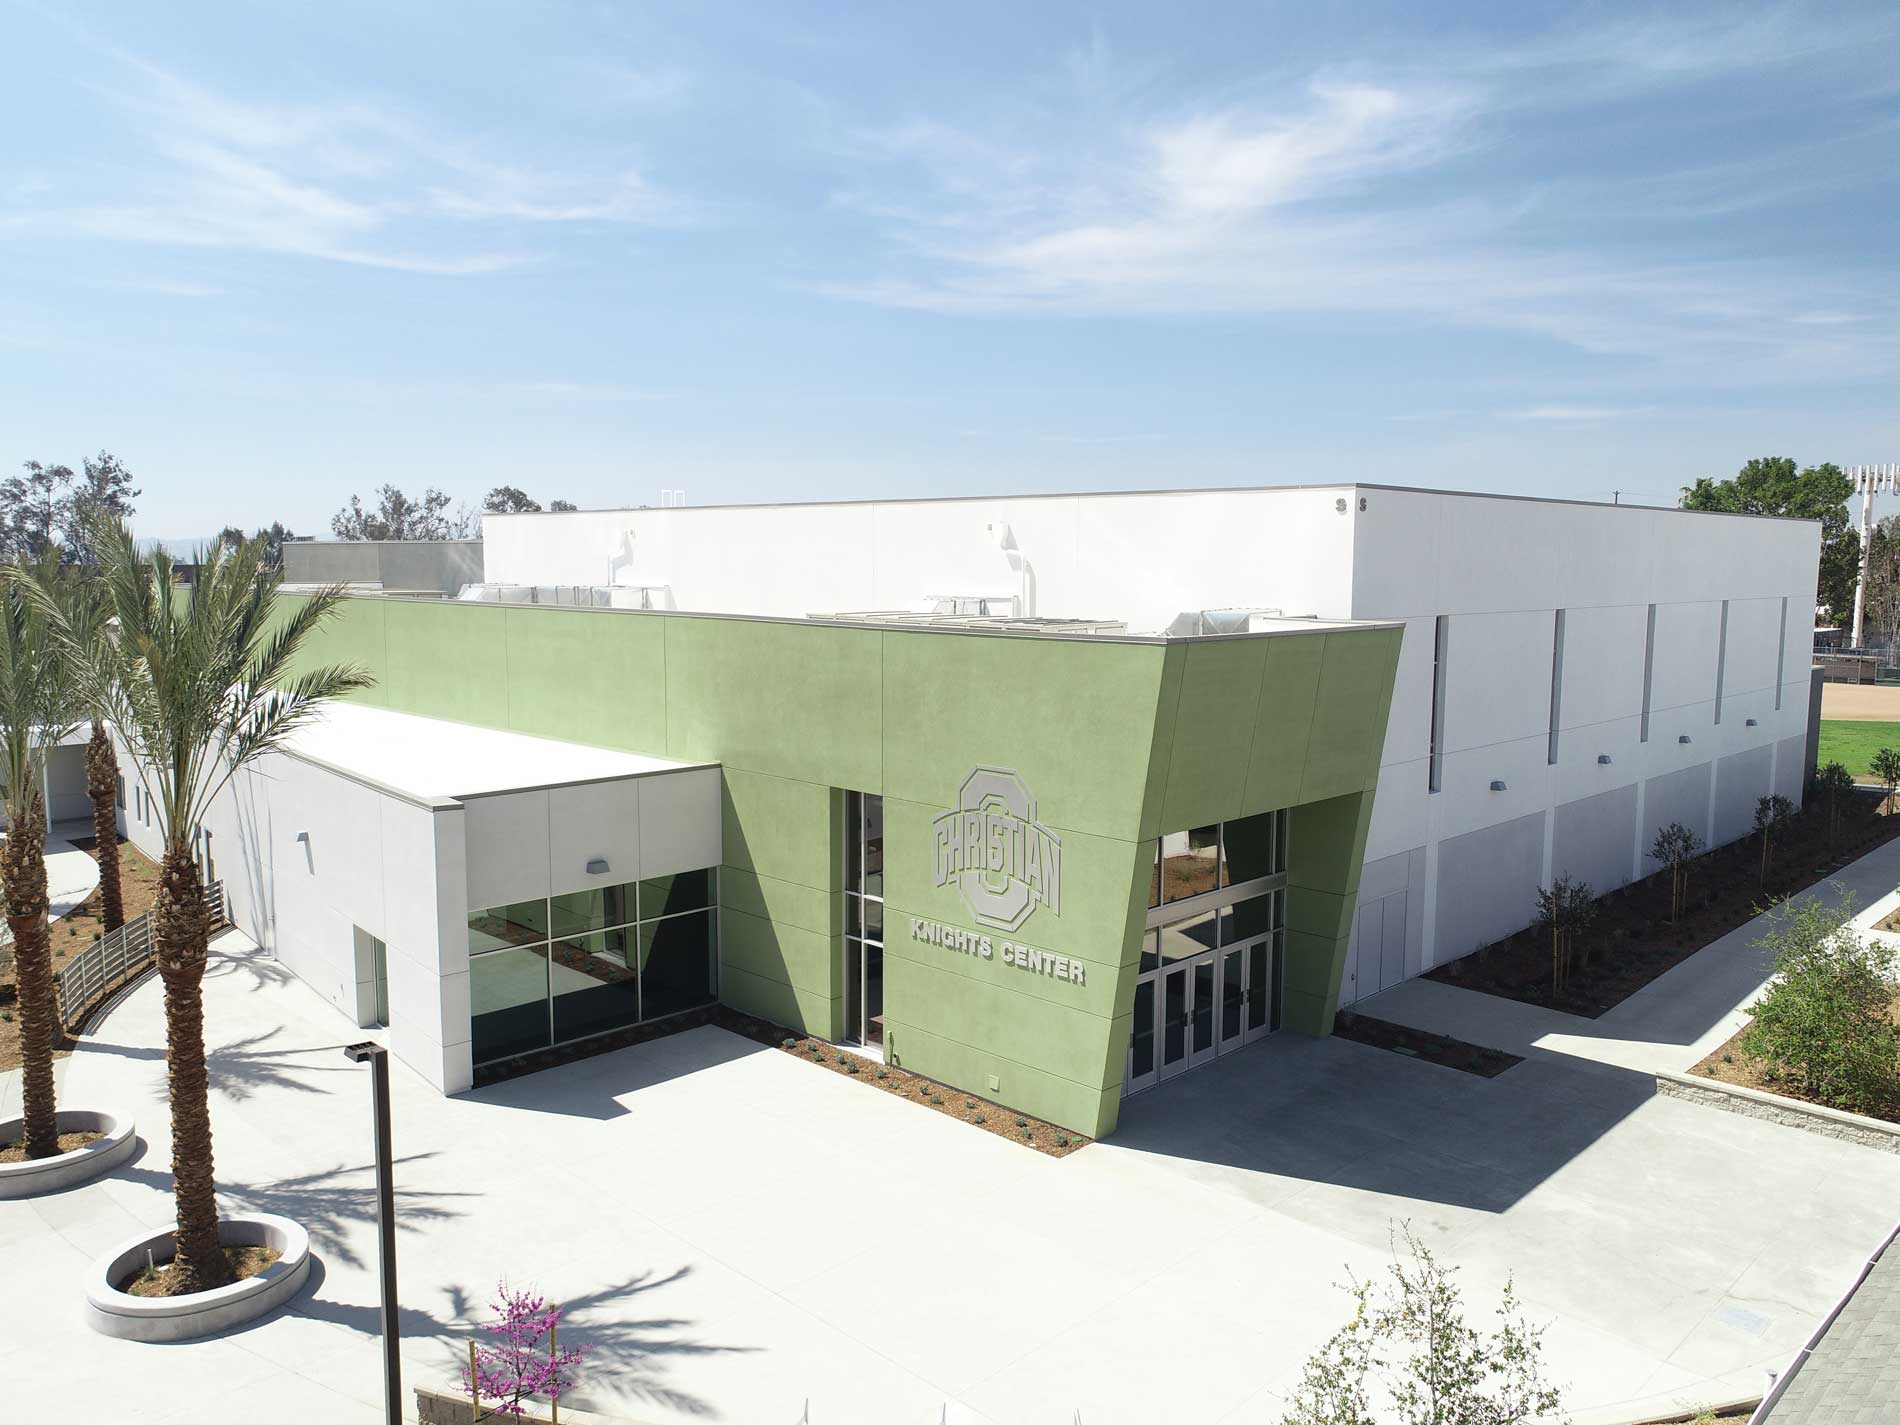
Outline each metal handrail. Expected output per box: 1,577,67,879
53,878,227,1032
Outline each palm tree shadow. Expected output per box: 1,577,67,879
296,1264,748,1418
117,1153,472,1270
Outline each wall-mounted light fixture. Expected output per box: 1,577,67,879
1489,779,1507,791
1597,754,1612,765
295,830,309,843
585,857,611,875
1745,717,1758,727
1678,734,1692,744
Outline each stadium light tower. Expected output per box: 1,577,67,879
1851,463,1900,650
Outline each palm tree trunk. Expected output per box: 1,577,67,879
85,722,123,932
155,842,230,1292
3,791,58,1158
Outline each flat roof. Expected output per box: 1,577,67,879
480,479,1816,525
276,703,711,807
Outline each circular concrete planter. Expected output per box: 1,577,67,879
0,1109,137,1199
85,1212,311,1342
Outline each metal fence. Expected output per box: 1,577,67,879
54,879,227,1032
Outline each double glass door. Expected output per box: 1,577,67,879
1125,934,1277,1095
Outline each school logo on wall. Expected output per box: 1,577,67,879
932,766,1062,932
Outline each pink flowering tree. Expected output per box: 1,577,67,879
462,1282,587,1416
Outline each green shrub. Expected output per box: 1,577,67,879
1743,892,1900,1115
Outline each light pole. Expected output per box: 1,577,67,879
1850,464,1898,650
343,1041,401,1425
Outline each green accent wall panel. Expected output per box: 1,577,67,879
721,768,835,892
381,599,512,726
720,905,835,1000
1156,639,1271,833
1137,645,1187,841
664,616,884,791
1241,635,1325,815
1299,628,1403,803
501,606,667,752
880,631,1166,841
885,1021,1116,1139
719,866,833,939
720,963,835,1038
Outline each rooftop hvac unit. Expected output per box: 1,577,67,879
1163,608,1289,637
928,593,1020,618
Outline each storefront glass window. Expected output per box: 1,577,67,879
550,932,640,1042
638,910,717,1020
550,882,635,938
639,869,714,919
468,898,550,954
470,944,552,1063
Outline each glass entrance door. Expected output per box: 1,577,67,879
1125,932,1282,1095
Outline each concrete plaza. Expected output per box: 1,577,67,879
6,879,1900,1423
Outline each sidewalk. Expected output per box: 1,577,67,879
1356,831,1900,1077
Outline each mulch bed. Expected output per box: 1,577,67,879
0,1129,103,1163
0,836,162,1072
1427,797,1900,1019
473,1003,1091,1157
720,1009,1091,1157
117,1245,281,1298
1332,1010,1522,1077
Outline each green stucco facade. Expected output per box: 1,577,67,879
286,597,1400,1137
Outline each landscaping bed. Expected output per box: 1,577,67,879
720,1010,1090,1157
1332,1010,1522,1077
117,1245,281,1298
1689,988,1900,1125
1427,796,1900,1018
0,1128,102,1163
0,836,160,1072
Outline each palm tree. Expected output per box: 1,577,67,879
0,553,80,1158
77,522,370,1291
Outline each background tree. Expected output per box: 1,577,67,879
83,523,371,1291
1281,1225,1563,1425
1816,760,1857,848
1680,458,1854,624
1871,747,1900,816
0,453,140,564
549,499,578,512
1650,822,1705,923
1753,793,1796,885
483,485,541,513
0,552,80,1159
331,485,474,540
213,523,295,569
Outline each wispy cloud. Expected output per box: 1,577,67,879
1507,404,1655,422
815,10,1900,380
15,18,687,275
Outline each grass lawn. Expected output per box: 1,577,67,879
1816,718,1900,778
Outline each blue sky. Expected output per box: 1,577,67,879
2,1,1896,537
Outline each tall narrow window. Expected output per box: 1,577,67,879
1640,604,1657,743
1547,609,1566,765
1427,615,1449,793
842,790,885,1050
1713,599,1729,725
1774,596,1788,711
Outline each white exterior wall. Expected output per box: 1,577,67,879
487,482,1820,1007
1344,488,1819,1002
114,741,721,1095
484,487,1360,633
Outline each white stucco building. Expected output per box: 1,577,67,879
480,482,1820,1005
116,704,722,1093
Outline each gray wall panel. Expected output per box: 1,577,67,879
1552,783,1638,893
1775,732,1807,804
1641,762,1712,867
1713,744,1774,846
1434,809,1547,962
